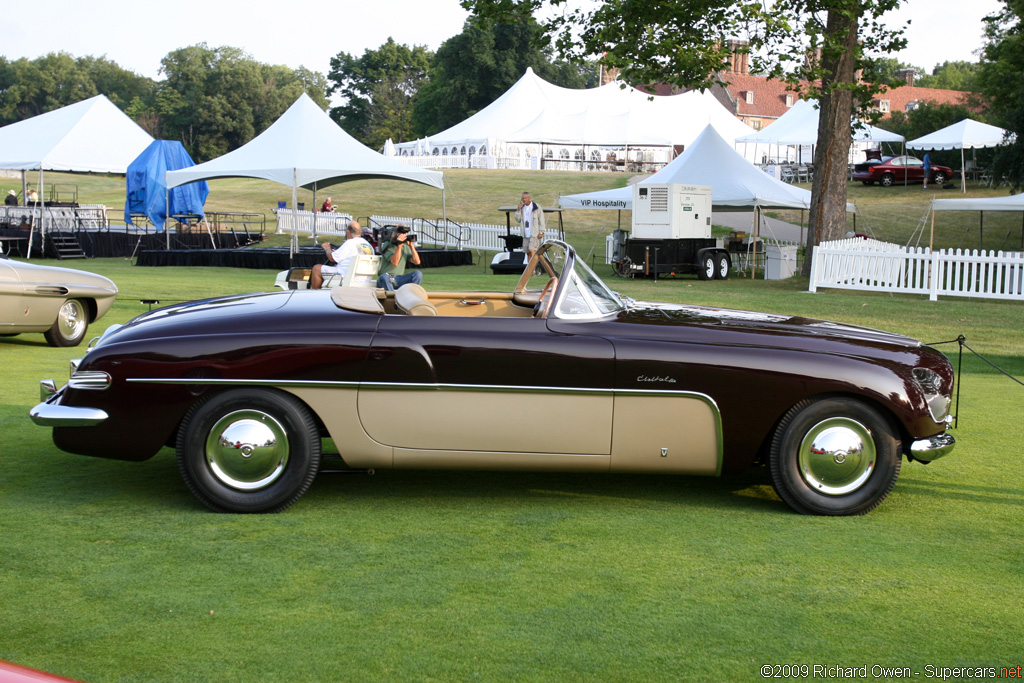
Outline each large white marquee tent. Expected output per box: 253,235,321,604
394,68,757,166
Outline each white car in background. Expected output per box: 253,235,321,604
0,255,118,347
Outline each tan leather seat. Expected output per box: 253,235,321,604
395,283,437,316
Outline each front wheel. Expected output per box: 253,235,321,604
768,397,901,516
932,171,947,185
697,253,715,281
177,388,321,513
44,298,88,347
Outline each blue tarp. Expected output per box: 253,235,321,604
125,140,208,231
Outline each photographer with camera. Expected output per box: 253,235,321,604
376,224,423,292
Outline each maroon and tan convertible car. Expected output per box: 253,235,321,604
30,241,956,516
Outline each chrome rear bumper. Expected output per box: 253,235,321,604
909,432,956,463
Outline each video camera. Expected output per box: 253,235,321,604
381,224,416,245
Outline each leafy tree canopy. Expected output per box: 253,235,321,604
328,38,432,149
978,0,1024,191
412,13,597,137
0,52,153,125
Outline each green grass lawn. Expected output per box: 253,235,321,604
2,171,1023,681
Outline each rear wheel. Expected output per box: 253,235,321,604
177,388,321,513
714,253,730,280
768,397,901,516
861,180,874,186
44,299,88,347
880,173,895,187
697,253,715,281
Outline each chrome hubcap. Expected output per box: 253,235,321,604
205,410,289,490
798,417,876,495
58,300,86,340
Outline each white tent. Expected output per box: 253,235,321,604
395,68,756,163
0,94,154,257
907,119,1012,192
735,98,904,163
928,192,1024,252
166,94,444,257
166,94,443,192
0,94,154,173
559,125,821,211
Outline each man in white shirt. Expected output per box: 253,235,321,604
514,191,546,259
311,220,373,289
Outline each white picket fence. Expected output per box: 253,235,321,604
275,209,354,238
810,238,1024,301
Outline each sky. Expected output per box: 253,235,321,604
0,0,1007,81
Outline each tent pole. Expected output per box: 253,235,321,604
40,169,45,257
961,148,966,193
21,171,27,203
25,169,37,260
311,183,318,242
165,186,171,250
929,206,935,252
290,170,298,266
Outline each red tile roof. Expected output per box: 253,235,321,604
717,73,972,122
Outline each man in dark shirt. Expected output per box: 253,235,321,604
376,225,423,291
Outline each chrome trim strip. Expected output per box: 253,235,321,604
126,377,713,398
909,432,956,463
30,401,108,427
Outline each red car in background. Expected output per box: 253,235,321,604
853,155,953,187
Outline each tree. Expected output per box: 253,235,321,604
917,61,981,91
411,13,598,137
158,44,330,160
328,38,431,148
978,0,1024,192
461,0,908,276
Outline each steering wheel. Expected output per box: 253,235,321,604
534,277,558,318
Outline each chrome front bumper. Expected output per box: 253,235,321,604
29,381,108,427
908,432,956,463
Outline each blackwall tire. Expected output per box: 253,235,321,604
714,253,730,280
768,397,901,516
44,299,88,347
697,254,715,281
880,173,895,187
933,171,947,186
177,388,321,513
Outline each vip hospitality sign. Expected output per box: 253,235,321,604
576,199,629,209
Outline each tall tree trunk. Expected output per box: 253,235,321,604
802,8,861,277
